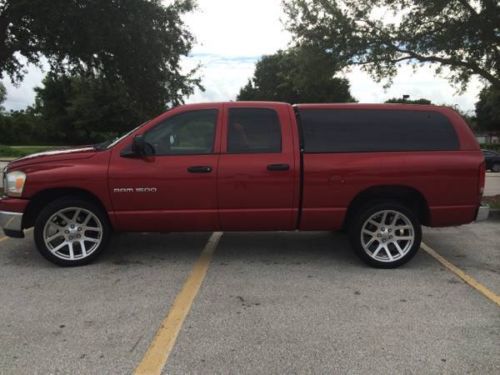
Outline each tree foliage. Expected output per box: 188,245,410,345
0,81,5,111
385,97,432,105
238,47,355,103
475,86,500,131
33,73,148,144
283,0,500,91
0,0,200,114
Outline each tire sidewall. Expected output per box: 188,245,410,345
349,201,422,268
34,197,110,267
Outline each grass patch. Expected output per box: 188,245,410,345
483,195,500,210
0,145,61,158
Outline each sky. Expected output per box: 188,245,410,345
1,0,484,113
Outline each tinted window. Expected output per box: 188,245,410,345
300,109,459,153
145,109,217,155
227,108,282,153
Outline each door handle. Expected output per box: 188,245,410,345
267,163,290,171
187,166,213,173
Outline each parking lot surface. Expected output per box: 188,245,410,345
0,220,499,374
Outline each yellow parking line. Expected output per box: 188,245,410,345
0,236,7,243
421,242,500,307
134,232,223,375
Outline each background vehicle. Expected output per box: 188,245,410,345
482,149,500,172
0,102,487,268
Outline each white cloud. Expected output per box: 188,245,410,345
1,0,487,113
345,65,484,114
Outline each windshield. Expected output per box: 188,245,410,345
93,121,150,151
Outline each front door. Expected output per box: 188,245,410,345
108,105,222,232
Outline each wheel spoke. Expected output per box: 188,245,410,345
51,241,68,253
391,213,400,225
365,237,377,248
68,242,75,260
372,244,383,257
59,212,73,224
85,226,101,232
363,228,376,235
368,219,380,227
73,209,81,222
80,241,88,257
394,241,404,256
83,213,92,226
47,231,64,242
395,236,413,240
83,237,100,243
384,245,394,261
381,211,388,225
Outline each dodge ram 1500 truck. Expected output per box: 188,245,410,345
0,102,488,268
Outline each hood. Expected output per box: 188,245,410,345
5,147,97,170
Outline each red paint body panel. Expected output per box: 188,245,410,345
216,102,300,230
1,102,483,234
299,151,482,230
0,196,29,213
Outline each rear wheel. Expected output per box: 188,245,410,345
493,163,500,172
349,202,421,268
34,197,110,266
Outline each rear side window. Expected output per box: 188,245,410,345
299,109,459,153
227,108,282,153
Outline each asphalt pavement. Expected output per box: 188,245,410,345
0,221,498,374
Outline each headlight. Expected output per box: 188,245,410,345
5,171,26,197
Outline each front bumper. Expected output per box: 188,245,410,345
475,204,489,221
0,196,28,238
0,210,24,237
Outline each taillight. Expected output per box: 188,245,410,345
478,161,485,199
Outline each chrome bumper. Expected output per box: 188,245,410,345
475,204,489,221
0,210,23,233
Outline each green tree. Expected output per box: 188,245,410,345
476,86,500,131
0,0,200,114
385,98,432,105
0,81,5,111
34,73,147,144
238,47,355,103
283,0,500,91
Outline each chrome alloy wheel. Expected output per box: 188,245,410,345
43,207,103,261
360,210,415,263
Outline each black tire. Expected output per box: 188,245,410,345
348,201,422,268
34,197,111,267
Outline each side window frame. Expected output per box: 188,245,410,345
223,107,283,154
143,109,220,156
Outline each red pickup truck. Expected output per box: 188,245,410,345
1,102,488,268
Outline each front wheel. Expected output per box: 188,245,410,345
349,202,422,268
492,163,500,172
34,197,111,266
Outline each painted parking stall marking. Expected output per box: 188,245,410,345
135,231,223,375
422,242,500,307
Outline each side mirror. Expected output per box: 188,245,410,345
122,135,155,158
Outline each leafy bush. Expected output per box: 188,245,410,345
0,145,24,157
480,144,500,152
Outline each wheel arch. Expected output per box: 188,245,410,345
343,185,430,230
23,188,111,229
